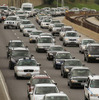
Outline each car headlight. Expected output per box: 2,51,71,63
90,94,99,97
16,69,23,72
65,68,69,72
71,79,78,83
20,25,24,28
88,54,92,57
49,53,53,55
11,58,16,63
56,60,61,64
65,38,68,41
82,46,85,49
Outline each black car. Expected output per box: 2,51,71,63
53,51,72,69
61,59,84,78
47,45,65,60
68,67,92,88
84,43,99,62
9,47,30,69
6,40,25,58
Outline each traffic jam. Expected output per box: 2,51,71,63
0,3,99,100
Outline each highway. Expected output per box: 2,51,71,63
0,16,99,100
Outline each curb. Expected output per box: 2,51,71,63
0,70,11,100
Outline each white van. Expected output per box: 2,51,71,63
21,3,34,17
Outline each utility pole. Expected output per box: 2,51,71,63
61,0,64,7
57,0,58,7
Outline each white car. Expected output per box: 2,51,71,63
30,84,59,100
59,26,74,41
79,39,95,53
63,31,81,47
84,75,99,100
14,57,40,79
42,93,70,100
19,19,31,32
41,19,52,29
36,36,55,52
4,16,20,29
23,24,37,37
48,20,60,31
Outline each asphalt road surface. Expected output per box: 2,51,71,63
0,16,99,100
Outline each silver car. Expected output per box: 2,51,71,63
59,26,74,41
52,23,64,36
36,36,55,52
63,31,81,47
4,15,20,29
79,39,95,53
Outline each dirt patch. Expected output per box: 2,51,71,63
62,18,99,42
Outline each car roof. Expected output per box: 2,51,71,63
35,84,56,87
18,57,35,61
45,93,67,97
66,30,77,33
12,47,28,50
56,51,70,54
72,67,89,70
50,45,62,48
9,40,23,42
62,26,73,28
32,74,50,79
87,43,99,46
64,59,80,61
82,38,94,41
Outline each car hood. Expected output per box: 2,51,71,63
90,88,99,94
72,76,88,80
37,43,54,46
30,35,39,38
15,66,40,70
64,37,79,39
34,95,44,100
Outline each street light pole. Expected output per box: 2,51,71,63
61,0,64,7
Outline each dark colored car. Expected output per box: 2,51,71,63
61,59,84,78
9,47,30,69
47,45,65,60
68,67,92,88
84,43,99,62
53,51,72,69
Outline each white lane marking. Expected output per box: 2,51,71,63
0,71,11,100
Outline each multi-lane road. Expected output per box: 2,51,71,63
0,16,99,100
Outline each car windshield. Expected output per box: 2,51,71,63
7,17,17,21
23,7,32,11
82,40,95,45
35,87,58,95
17,59,37,66
16,12,24,14
19,16,26,19
43,20,51,22
24,25,35,28
65,60,82,66
10,8,15,10
90,80,99,88
52,21,60,23
50,47,63,51
22,21,31,24
72,69,91,77
31,32,42,35
66,32,78,37
56,53,71,59
55,24,64,27
31,78,51,86
9,42,24,47
46,96,69,100
38,38,53,43
11,50,29,57
62,28,72,32
89,46,99,53
0,7,7,10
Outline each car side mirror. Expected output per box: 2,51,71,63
72,57,75,59
27,81,30,86
85,84,88,88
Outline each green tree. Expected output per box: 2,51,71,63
95,0,99,4
69,0,75,3
44,0,54,5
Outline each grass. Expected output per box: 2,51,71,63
35,0,99,11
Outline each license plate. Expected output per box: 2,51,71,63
81,83,85,85
26,73,31,76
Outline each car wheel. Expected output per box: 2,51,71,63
15,26,17,29
86,56,91,63
9,62,12,69
84,55,86,61
15,73,19,79
63,72,66,78
63,42,66,46
4,26,6,29
20,29,22,32
84,95,88,100
69,82,73,89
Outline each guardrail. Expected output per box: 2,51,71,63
0,70,11,100
65,11,99,33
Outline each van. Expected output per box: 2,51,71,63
21,3,34,17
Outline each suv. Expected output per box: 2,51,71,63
27,74,56,99
4,16,20,29
84,43,99,62
68,67,92,88
84,75,99,100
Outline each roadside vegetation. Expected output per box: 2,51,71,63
36,0,99,11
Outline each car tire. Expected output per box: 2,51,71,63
69,83,73,89
4,26,6,29
84,95,88,100
63,72,66,78
9,62,12,69
86,56,91,63
14,73,19,79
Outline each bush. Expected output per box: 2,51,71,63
95,0,99,4
69,0,75,2
44,0,54,5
